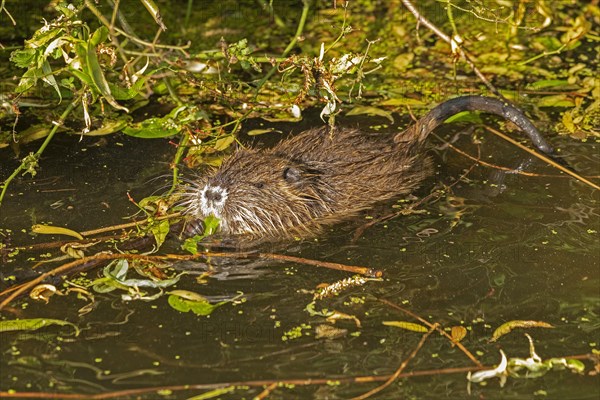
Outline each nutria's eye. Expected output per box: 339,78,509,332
283,167,302,183
252,182,265,189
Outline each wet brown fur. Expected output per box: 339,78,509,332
203,126,431,240
182,96,552,242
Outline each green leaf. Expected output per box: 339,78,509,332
150,219,170,248
379,98,425,107
534,36,562,51
104,259,184,288
536,95,576,108
31,224,83,240
564,359,585,373
15,67,43,93
122,105,206,138
70,67,95,88
10,48,37,68
108,258,130,281
203,215,220,235
247,128,277,136
0,318,80,336
26,27,63,52
181,216,220,254
214,135,235,151
74,41,88,62
108,68,162,100
122,116,181,138
525,79,571,90
91,277,117,293
346,106,394,123
84,116,131,136
169,290,209,302
181,238,199,254
186,387,235,400
443,110,484,124
167,292,227,316
85,37,128,112
92,259,186,295
562,111,576,133
90,26,109,47
41,60,62,102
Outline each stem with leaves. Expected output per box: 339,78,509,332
399,0,504,100
0,98,81,210
254,0,311,96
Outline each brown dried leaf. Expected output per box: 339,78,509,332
491,320,554,342
30,284,61,303
451,326,467,346
326,311,361,328
315,324,347,340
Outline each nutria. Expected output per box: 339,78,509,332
181,96,552,241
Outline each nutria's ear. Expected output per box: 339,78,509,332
283,166,303,183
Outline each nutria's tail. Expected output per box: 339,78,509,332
395,95,553,154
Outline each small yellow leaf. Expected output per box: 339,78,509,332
562,111,576,133
378,98,425,107
168,290,209,302
392,53,414,72
246,128,277,136
383,320,428,333
32,224,84,240
536,95,575,108
451,326,467,345
346,106,394,123
213,135,235,151
491,320,554,342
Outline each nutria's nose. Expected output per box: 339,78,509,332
205,189,222,203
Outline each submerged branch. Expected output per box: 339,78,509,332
0,98,80,209
352,324,438,400
483,126,600,190
0,354,594,399
379,297,483,367
0,249,381,310
254,0,311,95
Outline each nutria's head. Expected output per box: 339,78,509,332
182,148,333,238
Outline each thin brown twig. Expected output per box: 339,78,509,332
352,142,481,242
399,0,504,100
0,367,486,400
442,138,599,179
378,297,483,367
483,126,600,190
258,253,382,277
79,212,182,237
255,382,278,400
435,133,544,176
0,355,593,400
0,251,381,310
351,324,438,400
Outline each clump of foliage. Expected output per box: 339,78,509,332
0,0,597,207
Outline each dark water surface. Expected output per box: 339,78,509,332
1,118,598,399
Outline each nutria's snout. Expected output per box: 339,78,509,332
199,185,228,219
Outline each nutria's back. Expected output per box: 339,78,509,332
181,96,552,242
